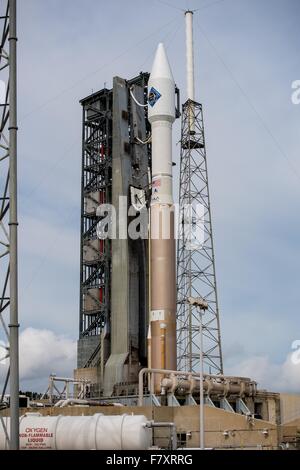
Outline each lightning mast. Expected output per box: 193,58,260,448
176,11,223,374
0,0,19,450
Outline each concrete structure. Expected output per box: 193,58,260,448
104,75,149,396
3,399,297,450
280,393,300,424
278,394,300,449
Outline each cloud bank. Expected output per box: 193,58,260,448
1,328,77,393
226,352,300,393
1,327,300,394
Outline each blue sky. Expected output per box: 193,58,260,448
3,0,299,392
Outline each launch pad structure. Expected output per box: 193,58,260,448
176,10,222,376
70,26,300,449
77,68,181,397
1,2,299,453
78,73,150,396
75,11,223,400
176,99,223,375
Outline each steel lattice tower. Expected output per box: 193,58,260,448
78,88,113,371
176,99,223,375
0,0,19,449
78,74,150,383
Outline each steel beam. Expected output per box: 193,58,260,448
177,100,223,375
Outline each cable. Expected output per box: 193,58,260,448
135,134,152,145
199,0,228,11
194,17,300,181
165,15,185,52
154,0,228,14
17,14,181,247
17,14,184,295
139,15,183,70
130,87,148,108
154,0,185,12
20,15,180,122
21,138,79,201
20,205,79,297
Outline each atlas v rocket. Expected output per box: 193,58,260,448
148,43,177,380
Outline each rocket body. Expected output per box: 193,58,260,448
148,43,177,388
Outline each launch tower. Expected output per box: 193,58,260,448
176,11,223,375
77,73,151,396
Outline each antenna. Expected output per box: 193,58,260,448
177,10,223,375
185,10,195,101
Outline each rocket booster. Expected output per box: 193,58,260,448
148,43,177,386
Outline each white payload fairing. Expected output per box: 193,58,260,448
148,43,177,387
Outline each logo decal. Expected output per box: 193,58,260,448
148,87,161,107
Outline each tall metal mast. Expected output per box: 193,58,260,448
176,11,223,374
0,0,19,450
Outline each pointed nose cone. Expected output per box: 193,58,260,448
150,43,174,83
148,43,175,123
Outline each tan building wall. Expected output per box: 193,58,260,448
1,404,278,450
280,394,300,424
74,367,99,384
173,406,277,449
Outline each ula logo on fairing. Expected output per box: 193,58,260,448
148,86,161,107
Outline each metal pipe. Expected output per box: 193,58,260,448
54,399,89,408
185,10,195,102
199,309,204,450
146,421,177,450
160,323,166,370
138,368,256,406
147,211,152,370
185,10,195,132
161,376,254,397
8,0,19,450
147,326,152,369
48,376,90,383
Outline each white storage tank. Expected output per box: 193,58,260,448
0,413,151,450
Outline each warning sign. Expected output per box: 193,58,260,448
20,427,54,450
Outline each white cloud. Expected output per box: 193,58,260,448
1,328,77,392
227,353,300,393
20,214,79,271
19,328,76,381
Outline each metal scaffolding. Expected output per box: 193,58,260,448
176,99,223,375
79,88,113,366
0,0,19,449
78,73,151,373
